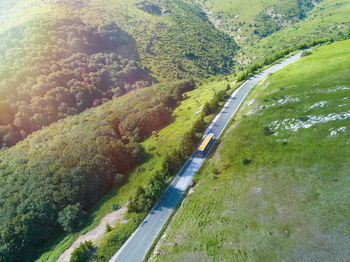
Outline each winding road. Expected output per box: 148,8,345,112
109,51,303,262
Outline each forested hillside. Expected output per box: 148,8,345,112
0,17,153,148
0,0,236,149
0,80,194,261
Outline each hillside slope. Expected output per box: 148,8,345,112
0,0,236,149
193,0,322,41
192,0,350,66
0,80,194,261
151,40,350,261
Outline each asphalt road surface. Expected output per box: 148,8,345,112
109,51,303,262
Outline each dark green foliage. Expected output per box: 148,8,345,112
127,186,152,213
70,241,94,262
163,149,186,174
242,158,253,165
105,223,113,233
263,126,274,136
181,130,198,157
212,167,221,175
111,203,120,211
301,50,312,57
0,80,194,262
127,170,169,214
0,17,153,149
58,203,86,233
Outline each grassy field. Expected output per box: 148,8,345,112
150,40,350,261
35,77,236,261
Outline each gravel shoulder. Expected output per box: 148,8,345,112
58,207,127,262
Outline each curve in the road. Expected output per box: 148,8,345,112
109,51,303,262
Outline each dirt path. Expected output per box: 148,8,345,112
57,207,127,262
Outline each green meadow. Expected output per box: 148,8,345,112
151,40,350,262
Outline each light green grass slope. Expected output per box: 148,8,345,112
244,0,350,62
193,0,319,40
151,40,350,262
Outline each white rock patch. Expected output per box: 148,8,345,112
248,99,255,106
308,101,327,110
328,86,350,93
269,111,350,133
277,96,300,105
261,96,300,110
329,127,346,137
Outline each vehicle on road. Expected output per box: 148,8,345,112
197,133,214,156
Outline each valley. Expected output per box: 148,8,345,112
0,0,349,261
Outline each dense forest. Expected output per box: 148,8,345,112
0,16,153,149
0,80,195,262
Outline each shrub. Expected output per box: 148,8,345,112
105,223,113,233
58,204,85,233
301,50,312,57
70,241,94,262
111,203,120,211
242,158,252,165
212,167,221,175
263,126,274,136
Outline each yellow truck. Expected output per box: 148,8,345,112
197,133,214,156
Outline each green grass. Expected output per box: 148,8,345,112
150,40,350,262
35,77,236,262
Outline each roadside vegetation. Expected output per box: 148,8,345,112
0,80,194,261
34,79,235,261
150,40,350,261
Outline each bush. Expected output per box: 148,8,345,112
301,50,312,57
212,167,221,175
242,158,252,165
70,241,94,262
105,223,113,233
111,203,120,211
263,126,274,136
58,204,85,233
